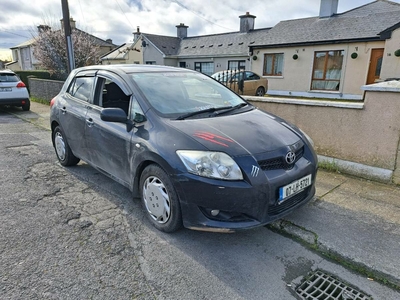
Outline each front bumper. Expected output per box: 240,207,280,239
173,157,317,232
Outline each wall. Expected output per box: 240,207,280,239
251,41,385,100
143,42,164,65
245,80,400,184
28,77,64,102
381,27,400,80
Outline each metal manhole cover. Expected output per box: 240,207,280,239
295,270,372,300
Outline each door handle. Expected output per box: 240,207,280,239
61,107,67,114
86,118,94,127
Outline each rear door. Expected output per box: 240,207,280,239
84,72,134,185
57,71,96,160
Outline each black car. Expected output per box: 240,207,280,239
50,65,317,233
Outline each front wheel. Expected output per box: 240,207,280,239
256,87,265,96
52,126,80,166
140,164,183,233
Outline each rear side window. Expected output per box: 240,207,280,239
68,77,95,102
0,73,19,82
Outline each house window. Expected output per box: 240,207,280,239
228,60,246,71
263,53,284,76
195,62,214,76
146,61,156,65
311,50,344,91
179,62,186,68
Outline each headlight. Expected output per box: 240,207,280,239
299,128,315,148
176,150,243,180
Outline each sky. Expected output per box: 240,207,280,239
1,0,399,61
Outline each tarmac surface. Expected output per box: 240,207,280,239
11,101,400,290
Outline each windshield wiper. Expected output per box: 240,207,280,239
213,103,249,116
176,106,232,120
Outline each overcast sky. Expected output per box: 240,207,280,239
1,0,398,60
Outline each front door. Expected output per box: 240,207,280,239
84,77,133,185
367,48,384,84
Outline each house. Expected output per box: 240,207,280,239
249,0,400,100
100,29,181,67
100,14,271,76
6,18,116,72
100,0,400,100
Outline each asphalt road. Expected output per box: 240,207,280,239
1,106,399,299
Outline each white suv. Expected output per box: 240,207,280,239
0,70,30,111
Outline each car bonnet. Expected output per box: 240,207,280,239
168,109,301,157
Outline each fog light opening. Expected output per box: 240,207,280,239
210,209,220,216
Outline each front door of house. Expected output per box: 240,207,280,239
366,48,384,84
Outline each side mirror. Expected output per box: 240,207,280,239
101,107,127,123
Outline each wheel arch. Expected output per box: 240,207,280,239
50,121,60,146
132,152,178,198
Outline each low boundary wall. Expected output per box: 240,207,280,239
245,81,400,184
28,77,64,103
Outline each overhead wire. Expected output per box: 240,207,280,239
114,0,135,30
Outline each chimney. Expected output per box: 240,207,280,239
106,39,113,44
239,12,256,33
176,23,188,39
60,17,76,30
37,25,51,33
319,0,339,18
133,26,141,42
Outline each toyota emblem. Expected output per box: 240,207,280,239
285,151,296,164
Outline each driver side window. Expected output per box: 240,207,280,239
95,78,131,116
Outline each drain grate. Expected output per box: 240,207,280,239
295,270,372,300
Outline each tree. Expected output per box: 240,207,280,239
33,25,101,79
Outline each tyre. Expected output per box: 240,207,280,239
140,164,183,232
22,102,30,111
256,87,265,96
52,126,80,166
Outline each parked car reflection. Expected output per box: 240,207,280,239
211,70,268,96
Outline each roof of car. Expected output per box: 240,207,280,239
0,69,16,74
76,64,196,74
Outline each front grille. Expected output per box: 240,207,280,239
268,188,309,216
258,147,304,171
296,270,372,300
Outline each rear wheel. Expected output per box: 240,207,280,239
52,126,80,166
140,164,182,233
256,87,265,96
22,102,30,111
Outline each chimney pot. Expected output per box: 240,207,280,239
176,23,189,39
319,0,338,18
239,12,256,33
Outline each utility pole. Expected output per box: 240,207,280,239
61,0,75,73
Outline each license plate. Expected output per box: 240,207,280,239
0,88,12,92
279,174,312,203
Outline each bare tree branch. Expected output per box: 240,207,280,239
33,26,101,79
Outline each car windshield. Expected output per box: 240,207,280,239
130,71,248,118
